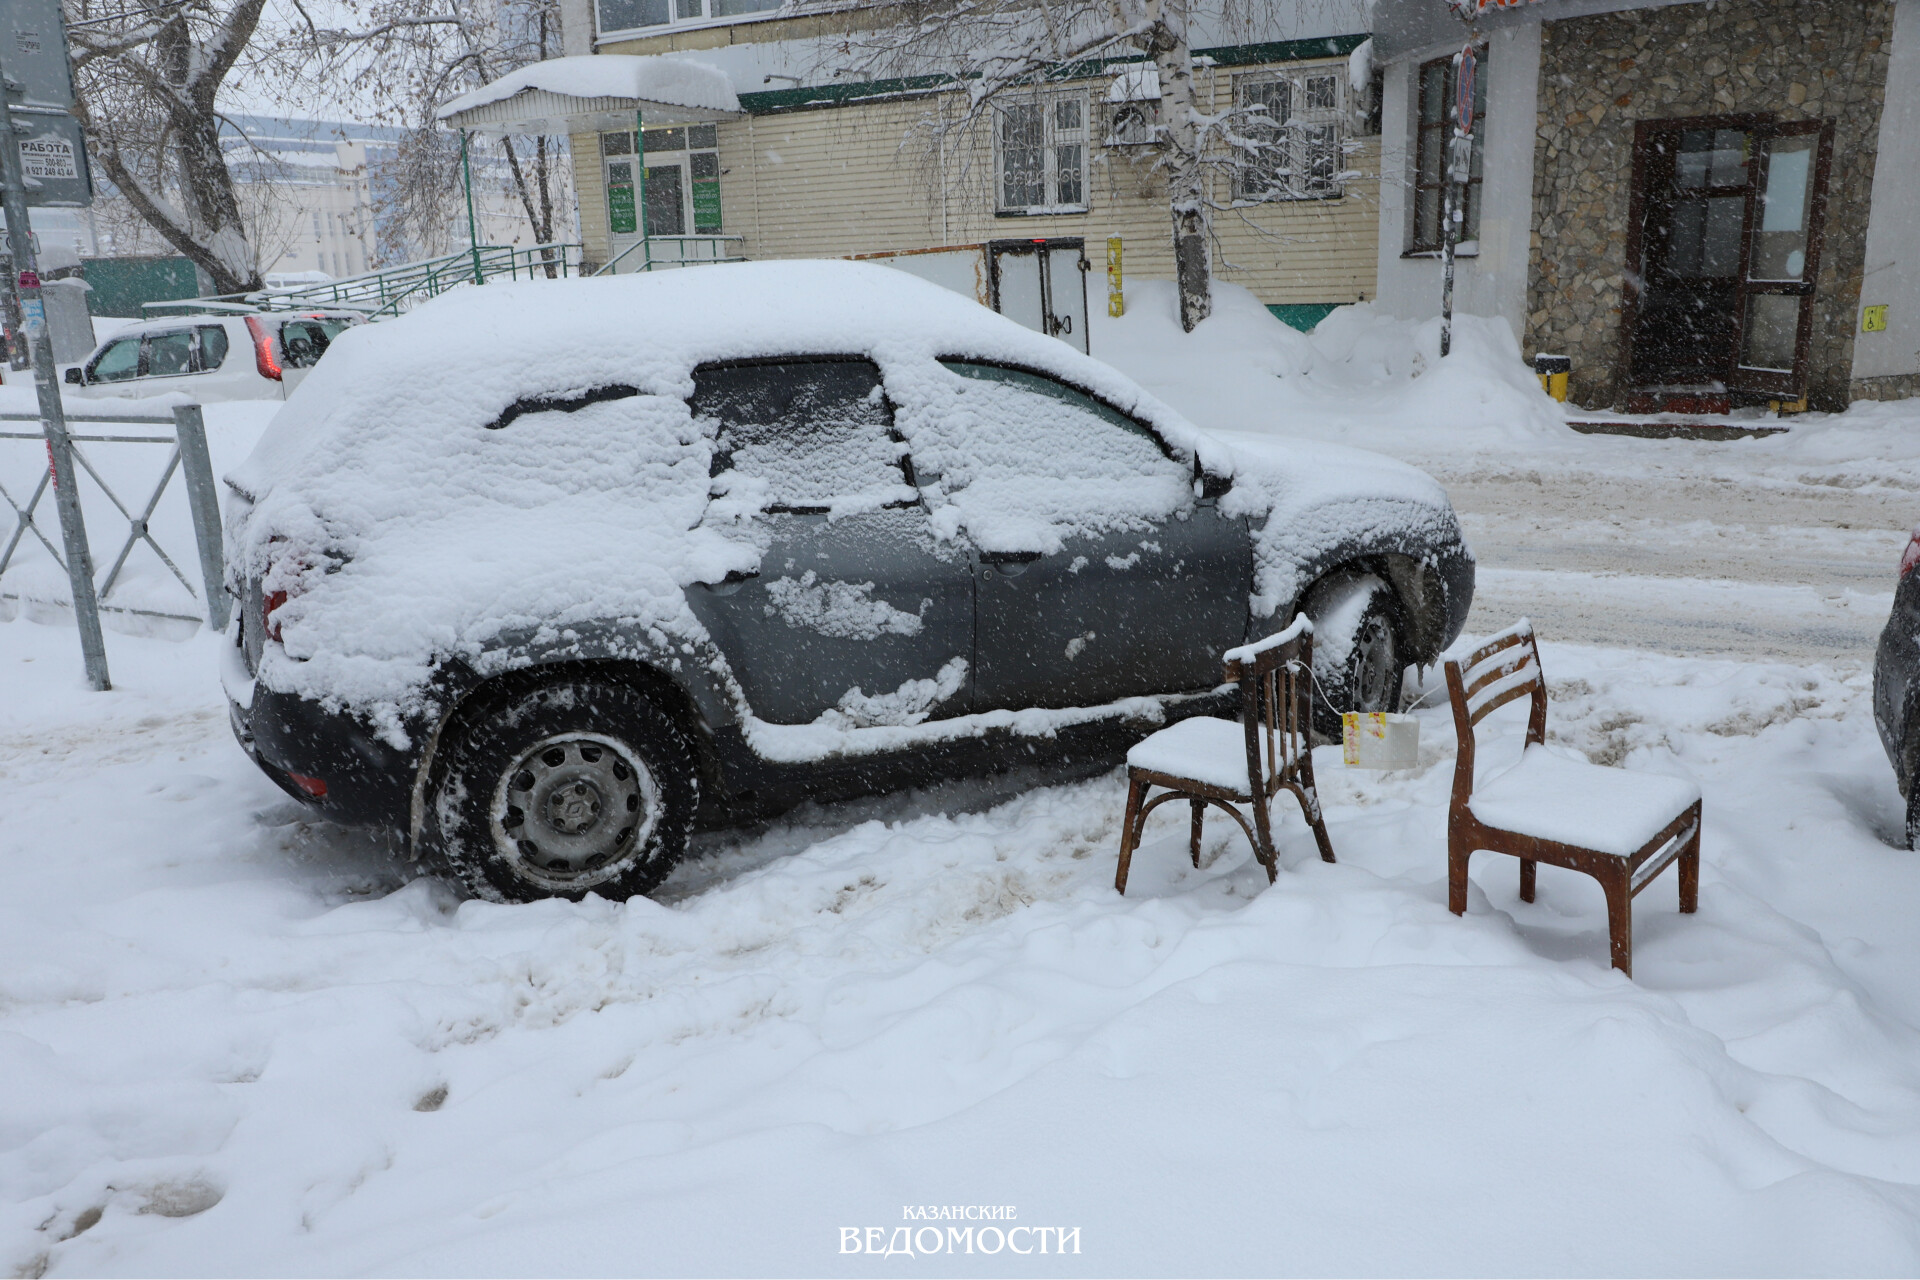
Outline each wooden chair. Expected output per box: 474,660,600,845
1445,619,1702,978
1115,615,1336,893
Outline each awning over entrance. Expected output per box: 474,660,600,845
436,55,742,136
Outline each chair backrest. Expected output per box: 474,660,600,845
1442,618,1547,809
1223,614,1314,799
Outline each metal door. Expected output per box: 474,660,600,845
987,238,1090,354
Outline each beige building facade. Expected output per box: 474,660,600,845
565,20,1382,329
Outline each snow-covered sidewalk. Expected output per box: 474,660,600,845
5,615,1920,1275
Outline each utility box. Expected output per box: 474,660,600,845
78,255,209,319
42,277,94,363
851,238,1091,355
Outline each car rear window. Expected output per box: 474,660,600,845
280,320,331,369
691,359,915,514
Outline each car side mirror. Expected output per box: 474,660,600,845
1195,459,1232,501
63,367,83,385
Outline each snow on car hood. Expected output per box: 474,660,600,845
227,260,1463,726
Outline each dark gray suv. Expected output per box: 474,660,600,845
222,262,1473,903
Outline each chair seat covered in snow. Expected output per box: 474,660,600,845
1115,615,1335,892
1445,619,1702,977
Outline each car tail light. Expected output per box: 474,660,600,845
246,315,283,381
1901,530,1920,581
263,588,288,642
287,772,328,799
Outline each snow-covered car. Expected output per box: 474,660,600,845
64,311,360,402
221,261,1474,903
1874,529,1920,846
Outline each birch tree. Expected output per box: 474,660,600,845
65,0,272,294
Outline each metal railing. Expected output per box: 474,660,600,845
145,241,588,322
0,404,226,630
592,235,747,276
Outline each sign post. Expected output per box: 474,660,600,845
1,2,110,690
1440,42,1476,359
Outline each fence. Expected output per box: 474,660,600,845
592,235,747,276
0,403,227,632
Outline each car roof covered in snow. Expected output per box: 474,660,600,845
231,259,1228,496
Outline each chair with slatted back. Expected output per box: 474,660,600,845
1445,619,1702,978
1115,614,1335,893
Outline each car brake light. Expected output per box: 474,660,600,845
263,589,288,642
287,772,328,799
246,315,283,381
1902,530,1920,580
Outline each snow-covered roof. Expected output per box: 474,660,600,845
436,55,740,133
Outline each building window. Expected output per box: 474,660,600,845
1233,68,1345,201
596,0,778,37
1410,49,1488,252
996,93,1089,215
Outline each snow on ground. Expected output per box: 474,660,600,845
5,287,1920,1274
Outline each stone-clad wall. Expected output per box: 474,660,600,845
1526,0,1896,410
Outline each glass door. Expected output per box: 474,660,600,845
1729,120,1833,398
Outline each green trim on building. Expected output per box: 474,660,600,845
734,32,1369,116
1267,302,1343,333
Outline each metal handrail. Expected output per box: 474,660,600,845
145,241,588,321
591,234,747,277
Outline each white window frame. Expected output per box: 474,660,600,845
994,90,1091,216
1232,66,1347,203
595,0,782,41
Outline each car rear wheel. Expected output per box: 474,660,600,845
424,679,698,903
1304,572,1406,739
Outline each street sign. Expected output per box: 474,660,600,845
9,114,93,207
3,0,79,113
1455,46,1477,136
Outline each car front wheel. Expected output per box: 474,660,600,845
1304,572,1406,739
424,679,699,903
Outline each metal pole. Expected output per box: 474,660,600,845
0,71,111,689
172,404,228,632
460,128,482,284
635,111,648,271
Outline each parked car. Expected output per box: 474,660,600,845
65,311,360,402
1873,527,1920,845
221,261,1474,904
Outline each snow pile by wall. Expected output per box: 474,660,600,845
1090,279,1569,446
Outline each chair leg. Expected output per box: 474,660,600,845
1448,837,1471,917
1189,799,1205,868
1115,776,1148,895
1601,869,1633,978
1292,753,1337,863
1679,817,1700,915
1249,795,1279,884
1519,858,1537,903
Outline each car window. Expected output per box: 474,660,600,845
906,361,1192,547
196,325,229,371
89,337,141,383
146,330,194,377
280,321,330,369
317,319,352,341
691,359,915,514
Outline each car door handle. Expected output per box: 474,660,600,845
702,568,759,596
978,550,1043,565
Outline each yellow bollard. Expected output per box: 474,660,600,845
1533,353,1570,402
1106,236,1124,318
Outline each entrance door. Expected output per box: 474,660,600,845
987,239,1090,354
1625,117,1833,402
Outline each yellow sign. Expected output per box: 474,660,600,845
1863,305,1889,333
1106,236,1124,318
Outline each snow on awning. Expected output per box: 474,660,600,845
1106,64,1161,103
436,55,742,136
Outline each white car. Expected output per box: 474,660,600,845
65,312,360,402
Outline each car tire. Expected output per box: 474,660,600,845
424,679,699,904
1303,572,1406,740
